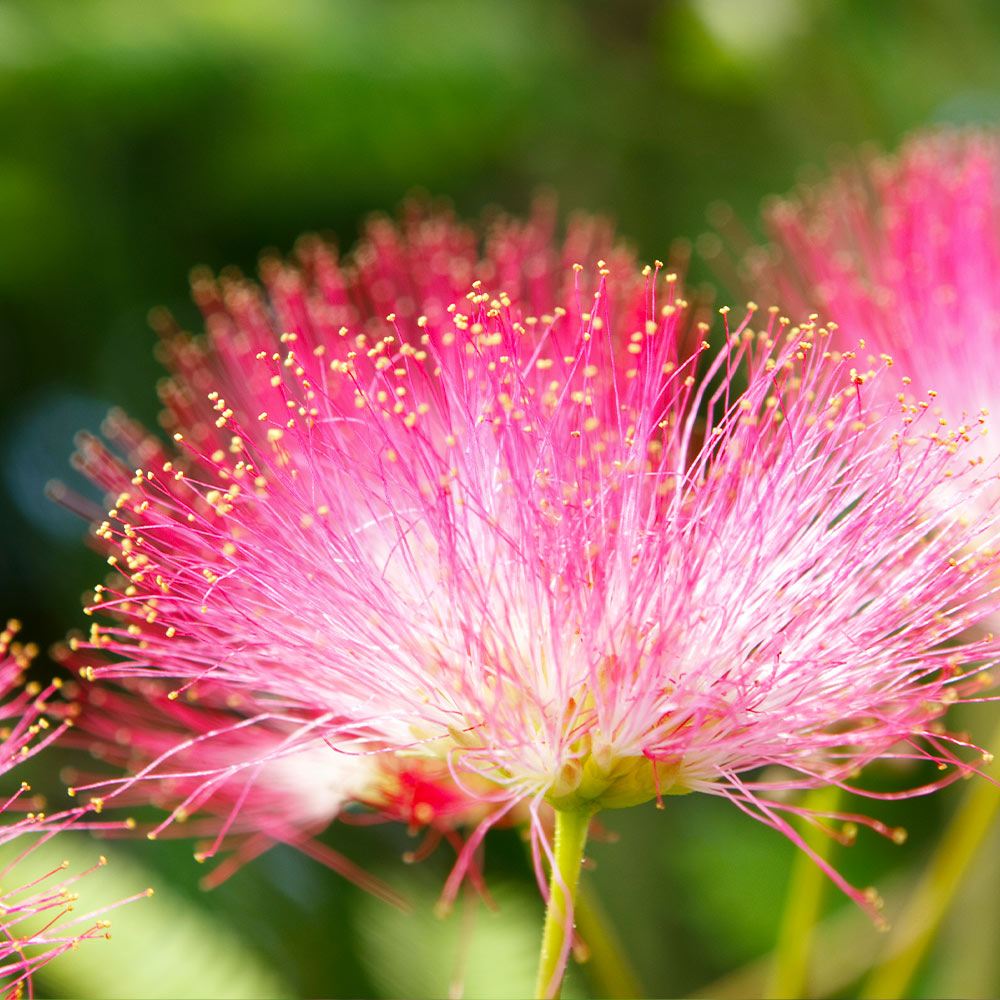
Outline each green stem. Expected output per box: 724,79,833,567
766,784,843,999
861,724,1000,999
535,806,595,1000
574,881,645,999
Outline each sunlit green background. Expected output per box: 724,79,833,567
3,1,1000,997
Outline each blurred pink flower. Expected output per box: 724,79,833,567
67,203,1000,926
0,622,149,999
744,127,1000,436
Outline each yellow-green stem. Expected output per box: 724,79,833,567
574,881,645,999
766,784,843,999
862,724,1000,999
535,806,595,1000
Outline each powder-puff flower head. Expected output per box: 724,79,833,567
741,127,1000,434
69,208,1000,996
0,622,151,999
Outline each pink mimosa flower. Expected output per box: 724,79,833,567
743,127,1000,437
69,205,1000,948
0,622,151,999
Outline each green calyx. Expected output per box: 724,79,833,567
546,748,686,811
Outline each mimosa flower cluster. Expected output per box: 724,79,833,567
747,128,1000,435
0,622,149,998
65,201,1000,931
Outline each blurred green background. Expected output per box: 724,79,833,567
3,0,1000,996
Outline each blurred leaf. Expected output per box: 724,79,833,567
356,874,586,999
